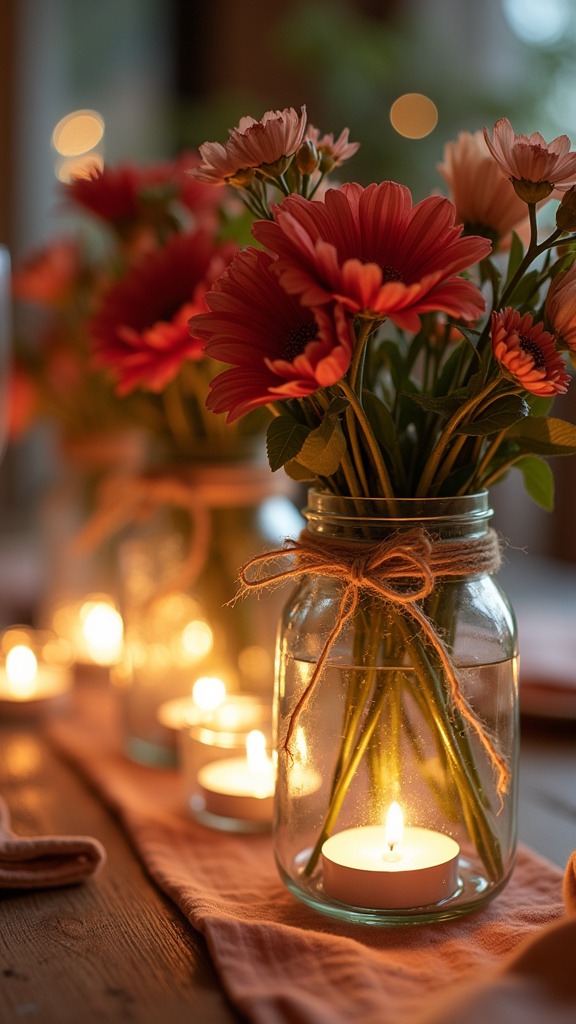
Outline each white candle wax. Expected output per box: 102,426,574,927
197,757,275,821
322,824,460,909
197,730,275,823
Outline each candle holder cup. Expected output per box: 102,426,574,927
180,697,274,833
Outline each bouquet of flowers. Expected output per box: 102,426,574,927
181,106,576,917
11,151,257,462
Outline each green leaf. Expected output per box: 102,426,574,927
516,456,555,511
266,416,310,471
362,390,397,456
284,459,317,482
297,415,347,475
457,396,530,436
406,390,467,417
507,416,576,456
526,394,555,417
435,338,477,396
446,322,481,346
504,231,525,290
324,396,349,417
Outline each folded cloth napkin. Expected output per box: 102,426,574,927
48,687,572,1024
0,793,106,889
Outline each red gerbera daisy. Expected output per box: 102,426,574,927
491,308,570,396
190,248,355,422
66,165,143,223
65,155,221,229
89,230,235,395
252,182,491,333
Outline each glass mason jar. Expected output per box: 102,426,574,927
112,461,301,767
274,490,518,925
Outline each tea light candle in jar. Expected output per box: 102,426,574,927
197,729,275,822
0,629,73,718
322,802,460,910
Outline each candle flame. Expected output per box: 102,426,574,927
5,645,38,698
385,801,404,851
246,730,269,775
192,676,226,712
81,600,123,665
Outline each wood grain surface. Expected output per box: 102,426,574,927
0,710,574,1024
0,723,242,1024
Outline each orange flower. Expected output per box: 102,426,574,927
438,131,529,243
491,308,570,396
191,107,307,186
12,239,81,307
546,261,576,351
484,118,576,202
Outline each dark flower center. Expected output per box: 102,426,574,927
519,334,546,370
380,264,404,284
283,320,318,361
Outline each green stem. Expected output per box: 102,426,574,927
338,379,395,500
304,675,390,876
415,378,500,497
394,612,503,880
469,428,507,491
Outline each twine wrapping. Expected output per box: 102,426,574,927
70,462,290,605
238,526,510,803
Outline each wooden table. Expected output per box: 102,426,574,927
0,707,574,1024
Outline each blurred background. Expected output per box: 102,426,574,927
1,0,575,628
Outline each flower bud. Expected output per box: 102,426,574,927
556,186,576,232
511,178,554,203
295,140,319,176
318,150,336,175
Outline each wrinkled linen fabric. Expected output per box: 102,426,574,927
0,793,105,889
47,686,573,1024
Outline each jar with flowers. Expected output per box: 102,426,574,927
186,107,576,922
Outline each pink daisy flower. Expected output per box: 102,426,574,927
491,308,570,396
484,118,576,201
191,107,307,186
546,261,576,351
438,131,530,242
304,126,360,169
190,247,355,422
89,230,235,395
252,182,491,333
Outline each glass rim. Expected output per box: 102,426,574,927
304,489,492,525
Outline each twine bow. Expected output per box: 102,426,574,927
239,526,510,802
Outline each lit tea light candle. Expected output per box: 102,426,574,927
0,633,72,718
322,802,460,910
157,675,228,735
53,595,123,667
196,729,275,823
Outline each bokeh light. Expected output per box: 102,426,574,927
390,93,438,139
52,110,104,156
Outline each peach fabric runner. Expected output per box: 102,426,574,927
48,684,574,1024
